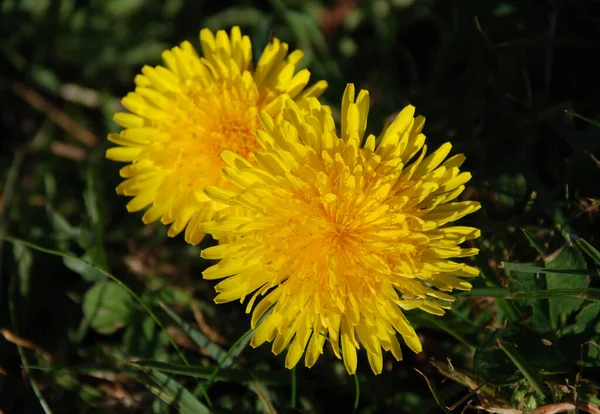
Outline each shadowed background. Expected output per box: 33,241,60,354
1,0,600,413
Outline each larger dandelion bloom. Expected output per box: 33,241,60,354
200,84,481,374
106,27,327,244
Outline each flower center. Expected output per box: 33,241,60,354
153,78,262,191
322,221,360,252
191,79,260,161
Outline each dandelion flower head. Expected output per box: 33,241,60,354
106,26,327,244
200,84,481,374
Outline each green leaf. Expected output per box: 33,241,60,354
504,265,550,331
31,65,61,91
474,326,568,386
54,371,103,402
497,339,546,400
577,303,600,333
557,332,600,368
2,237,190,365
82,165,108,270
13,242,33,297
490,173,528,208
141,369,212,414
545,246,589,330
63,254,105,282
82,280,134,334
580,336,600,367
46,206,80,239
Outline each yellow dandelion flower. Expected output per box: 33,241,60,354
200,84,481,375
106,26,327,245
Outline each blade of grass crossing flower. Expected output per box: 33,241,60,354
204,327,254,390
497,339,547,400
201,305,275,393
160,302,274,406
414,369,451,414
1,237,190,366
9,245,53,414
161,301,281,410
141,369,212,414
575,238,600,266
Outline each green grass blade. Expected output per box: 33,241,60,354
414,369,451,414
141,369,212,414
158,302,228,365
575,238,600,266
501,261,596,276
128,360,291,385
8,244,53,414
521,228,548,256
565,109,600,128
249,381,277,414
2,236,190,366
460,287,600,301
24,365,138,376
409,312,477,350
0,149,25,306
201,306,274,393
12,347,54,413
497,339,547,400
204,327,254,391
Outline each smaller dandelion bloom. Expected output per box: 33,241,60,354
106,26,327,245
200,84,481,374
